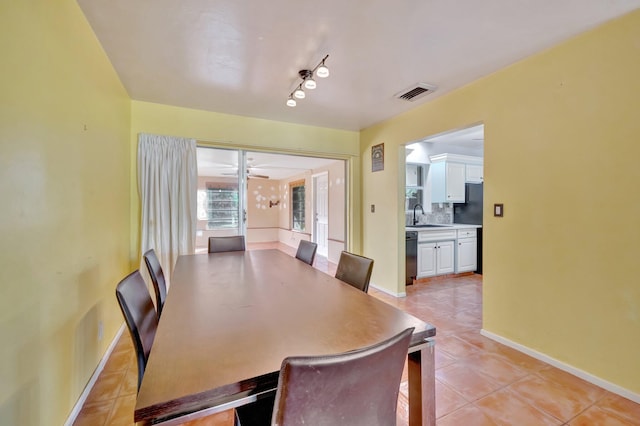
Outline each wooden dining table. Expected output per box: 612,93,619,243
134,249,436,425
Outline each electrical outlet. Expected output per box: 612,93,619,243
370,204,375,213
98,321,104,341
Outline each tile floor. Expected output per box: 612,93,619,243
73,244,640,425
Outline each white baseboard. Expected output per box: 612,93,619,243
64,324,125,426
370,282,406,298
480,329,640,404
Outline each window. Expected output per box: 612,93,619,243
290,180,305,231
197,184,239,229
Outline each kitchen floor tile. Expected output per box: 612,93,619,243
567,404,639,426
435,379,469,418
594,392,640,424
435,335,483,359
459,352,529,387
84,370,126,404
73,399,113,426
436,362,504,401
436,404,497,426
105,395,136,426
507,373,601,422
475,388,563,426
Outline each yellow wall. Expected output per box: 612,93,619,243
361,10,640,393
0,1,131,424
130,101,361,262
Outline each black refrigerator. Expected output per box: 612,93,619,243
453,183,483,274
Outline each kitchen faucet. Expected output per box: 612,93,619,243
412,204,425,225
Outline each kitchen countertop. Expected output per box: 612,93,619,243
406,223,482,231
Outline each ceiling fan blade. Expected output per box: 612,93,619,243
248,173,270,179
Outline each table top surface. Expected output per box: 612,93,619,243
135,249,435,422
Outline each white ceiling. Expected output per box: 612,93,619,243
197,148,341,179
422,124,485,151
77,1,640,131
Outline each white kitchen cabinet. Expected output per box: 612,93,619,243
429,161,465,203
456,238,477,273
417,240,455,278
466,164,484,183
406,163,423,186
456,228,477,273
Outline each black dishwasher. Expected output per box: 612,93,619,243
406,231,418,285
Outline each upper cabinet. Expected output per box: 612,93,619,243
429,154,483,203
405,163,425,210
430,161,465,202
406,163,423,187
466,164,483,183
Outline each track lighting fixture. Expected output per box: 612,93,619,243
286,55,329,107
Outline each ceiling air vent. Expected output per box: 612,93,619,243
395,83,437,102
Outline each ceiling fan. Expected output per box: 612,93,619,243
222,166,269,179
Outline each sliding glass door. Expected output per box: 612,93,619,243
195,147,246,252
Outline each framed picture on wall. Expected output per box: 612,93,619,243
371,143,384,172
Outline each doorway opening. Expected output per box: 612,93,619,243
196,147,347,264
312,172,329,257
404,123,484,288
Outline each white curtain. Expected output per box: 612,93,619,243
138,133,197,283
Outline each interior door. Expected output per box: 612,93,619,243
313,173,329,257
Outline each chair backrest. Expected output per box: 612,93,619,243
208,236,246,253
271,327,414,426
115,270,158,391
295,240,317,266
143,249,167,318
335,251,374,293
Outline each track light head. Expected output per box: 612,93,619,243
293,85,305,99
316,61,329,78
304,77,316,89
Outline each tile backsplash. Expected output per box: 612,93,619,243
406,203,453,225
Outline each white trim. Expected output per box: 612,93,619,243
64,324,126,426
480,329,640,404
311,171,329,257
370,282,407,298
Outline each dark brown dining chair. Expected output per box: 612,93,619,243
270,327,414,426
295,240,317,266
335,251,374,293
143,249,167,318
115,270,158,391
208,235,246,253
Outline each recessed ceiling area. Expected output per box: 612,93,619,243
76,0,640,131
197,147,341,180
422,125,484,151
406,124,485,160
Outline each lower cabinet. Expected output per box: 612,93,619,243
456,238,477,273
455,228,477,273
415,227,479,278
417,240,455,278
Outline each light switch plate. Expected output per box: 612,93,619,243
494,203,504,217
370,204,375,213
